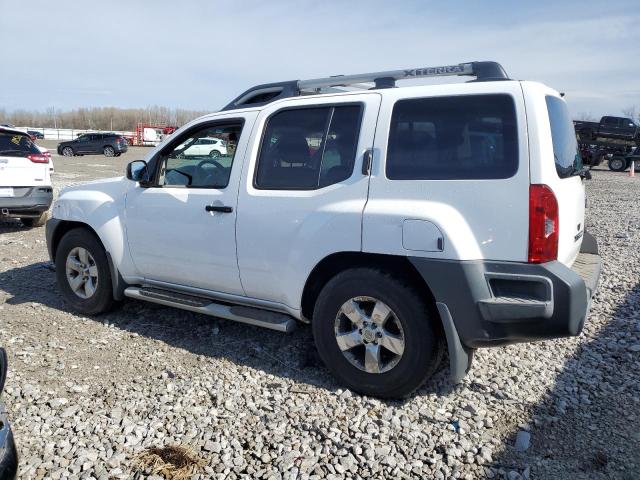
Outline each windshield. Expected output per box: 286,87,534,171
0,132,41,157
546,96,582,178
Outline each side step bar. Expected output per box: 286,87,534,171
124,287,296,333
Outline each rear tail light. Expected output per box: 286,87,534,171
528,184,559,263
27,154,50,163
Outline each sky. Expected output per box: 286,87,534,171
1,0,639,119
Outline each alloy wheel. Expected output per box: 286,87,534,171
334,296,405,374
65,247,99,299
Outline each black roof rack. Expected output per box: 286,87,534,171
221,61,509,111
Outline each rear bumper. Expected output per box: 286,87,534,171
0,186,53,218
410,232,601,349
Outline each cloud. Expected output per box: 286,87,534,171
0,0,638,117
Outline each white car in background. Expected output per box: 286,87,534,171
0,126,53,227
178,137,228,158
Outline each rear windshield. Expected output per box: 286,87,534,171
0,132,40,157
386,94,518,180
546,96,581,178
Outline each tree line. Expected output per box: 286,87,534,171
0,106,210,131
576,106,640,123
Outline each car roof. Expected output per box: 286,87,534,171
0,126,30,137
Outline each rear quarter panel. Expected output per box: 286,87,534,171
363,81,530,262
522,82,585,266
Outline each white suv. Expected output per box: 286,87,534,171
178,137,228,158
0,127,53,227
46,62,601,398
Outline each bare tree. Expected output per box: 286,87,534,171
0,106,208,131
576,112,596,121
621,106,639,123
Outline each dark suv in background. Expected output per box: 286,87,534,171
57,133,128,157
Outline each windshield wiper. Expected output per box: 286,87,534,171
0,149,25,155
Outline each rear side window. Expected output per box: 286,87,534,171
0,133,40,157
386,94,518,180
255,105,362,190
545,96,581,178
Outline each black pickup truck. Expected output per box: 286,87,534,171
574,116,640,142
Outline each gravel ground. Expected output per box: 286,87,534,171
1,149,639,480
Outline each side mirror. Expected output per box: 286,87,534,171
126,160,150,185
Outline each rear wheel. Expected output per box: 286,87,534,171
608,156,627,172
312,268,443,398
55,228,114,315
21,211,48,228
209,149,221,159
103,146,115,157
62,147,74,157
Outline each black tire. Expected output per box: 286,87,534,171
21,211,48,228
209,149,221,158
55,228,114,315
103,146,115,157
312,268,444,398
608,156,627,172
61,146,74,157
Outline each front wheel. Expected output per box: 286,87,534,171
608,156,627,172
103,146,115,157
55,228,114,315
312,268,443,398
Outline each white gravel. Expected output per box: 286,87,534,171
0,158,639,479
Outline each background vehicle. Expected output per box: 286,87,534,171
57,133,128,157
36,145,54,174
0,126,52,227
46,62,601,398
125,123,177,146
177,137,228,158
0,348,18,479
27,130,44,139
574,116,640,142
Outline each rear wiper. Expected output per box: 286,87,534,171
0,149,24,155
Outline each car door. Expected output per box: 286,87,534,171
599,117,617,137
236,93,381,309
75,134,92,153
124,112,257,295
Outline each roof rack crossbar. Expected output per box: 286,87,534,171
221,61,509,111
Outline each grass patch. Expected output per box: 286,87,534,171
134,445,206,479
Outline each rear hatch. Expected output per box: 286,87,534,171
524,84,585,267
0,131,50,189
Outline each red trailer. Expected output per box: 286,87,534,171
125,123,177,146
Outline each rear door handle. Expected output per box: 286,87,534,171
205,205,233,213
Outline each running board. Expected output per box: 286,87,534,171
124,287,296,333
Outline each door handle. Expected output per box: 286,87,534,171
205,205,233,213
362,149,373,175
